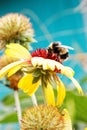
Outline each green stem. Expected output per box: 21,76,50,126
41,75,46,104
14,90,22,127
31,94,38,106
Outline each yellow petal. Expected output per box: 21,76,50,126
43,60,49,70
56,78,66,106
62,109,72,130
36,57,44,66
61,66,74,78
7,65,22,77
31,57,37,67
32,57,56,70
18,74,40,96
31,57,44,67
71,77,83,95
43,82,55,106
55,60,64,69
0,60,26,79
44,59,55,71
5,43,31,59
32,57,74,80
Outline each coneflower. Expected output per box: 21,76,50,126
0,54,16,69
21,105,72,130
0,54,22,125
0,54,23,90
0,13,36,50
0,44,83,107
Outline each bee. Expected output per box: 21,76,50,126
47,41,74,63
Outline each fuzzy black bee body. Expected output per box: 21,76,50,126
47,42,73,63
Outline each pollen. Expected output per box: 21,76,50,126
21,105,67,130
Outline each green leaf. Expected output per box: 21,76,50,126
1,89,87,124
0,112,18,123
0,88,44,123
80,76,87,85
41,70,46,75
64,91,87,123
2,91,29,106
32,76,40,84
32,68,41,77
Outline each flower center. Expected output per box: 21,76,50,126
31,48,62,63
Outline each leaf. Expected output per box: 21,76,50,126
0,112,18,123
80,76,87,85
32,76,40,84
41,69,47,75
64,91,87,123
32,68,41,77
1,90,87,124
0,89,43,124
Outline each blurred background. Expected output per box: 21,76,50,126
0,0,87,129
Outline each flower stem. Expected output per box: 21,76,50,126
31,94,37,106
14,90,22,126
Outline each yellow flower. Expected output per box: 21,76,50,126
0,54,17,69
21,105,72,130
0,54,23,90
0,13,36,50
0,44,83,106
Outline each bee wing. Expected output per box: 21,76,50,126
58,45,74,50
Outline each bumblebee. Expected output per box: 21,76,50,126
47,41,73,63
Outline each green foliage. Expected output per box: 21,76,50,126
80,76,87,85
0,90,87,124
64,91,87,123
0,112,18,123
0,88,44,123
